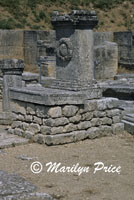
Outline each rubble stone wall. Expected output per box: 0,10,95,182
8,97,124,145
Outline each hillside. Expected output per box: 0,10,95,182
0,0,134,32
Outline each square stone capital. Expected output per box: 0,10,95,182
0,59,24,75
51,10,98,30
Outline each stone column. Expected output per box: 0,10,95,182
51,10,98,91
0,59,24,111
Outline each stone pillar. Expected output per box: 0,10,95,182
51,10,98,91
39,56,56,78
0,59,24,111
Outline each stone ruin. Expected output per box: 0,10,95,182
1,10,134,200
0,10,125,146
0,10,134,147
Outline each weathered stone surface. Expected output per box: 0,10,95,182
51,126,64,135
4,192,55,200
0,112,13,125
11,121,22,129
39,56,56,78
0,129,29,149
0,170,36,196
99,125,113,136
0,59,24,111
14,128,24,136
8,128,14,134
112,116,121,123
44,117,69,127
24,131,34,139
91,118,101,127
34,134,45,144
63,123,78,132
97,99,107,111
94,41,118,80
27,103,36,115
25,115,33,123
33,116,42,125
51,10,98,91
106,109,121,117
0,171,54,200
93,110,106,118
88,125,112,138
12,113,25,121
28,123,40,134
97,98,119,110
16,155,37,161
48,106,62,118
69,114,81,123
36,105,49,118
106,98,119,109
112,123,124,134
81,112,93,121
0,30,24,57
11,101,26,115
62,105,79,117
114,32,134,69
78,121,91,130
94,32,114,46
100,117,112,125
123,113,134,123
87,127,100,139
22,122,29,131
9,87,101,106
45,130,88,145
40,126,51,135
84,100,97,111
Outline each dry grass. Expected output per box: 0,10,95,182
118,66,134,74
0,1,134,31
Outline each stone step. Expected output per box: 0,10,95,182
0,126,29,149
122,120,134,134
123,115,134,123
121,107,134,115
119,100,134,107
114,74,134,80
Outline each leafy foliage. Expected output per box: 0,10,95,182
0,0,133,29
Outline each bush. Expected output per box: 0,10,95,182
92,0,124,9
0,18,16,29
31,25,41,30
39,11,46,20
15,23,25,28
0,0,20,9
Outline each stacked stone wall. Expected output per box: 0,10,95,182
8,97,124,145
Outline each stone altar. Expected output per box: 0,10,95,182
51,10,98,91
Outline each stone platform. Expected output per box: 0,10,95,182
122,113,134,135
8,92,124,145
9,86,101,105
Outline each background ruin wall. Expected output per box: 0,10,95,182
0,30,133,85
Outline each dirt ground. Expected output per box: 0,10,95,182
0,132,134,200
